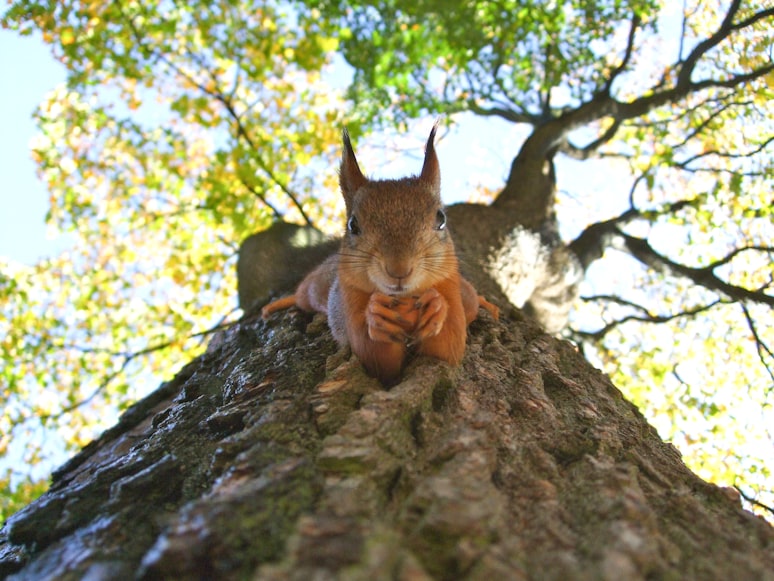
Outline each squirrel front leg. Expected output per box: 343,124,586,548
414,276,468,366
414,276,498,364
331,283,407,385
459,276,500,323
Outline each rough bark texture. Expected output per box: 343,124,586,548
2,302,773,580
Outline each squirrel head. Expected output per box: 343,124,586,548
338,124,457,296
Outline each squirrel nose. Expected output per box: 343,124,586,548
385,266,413,281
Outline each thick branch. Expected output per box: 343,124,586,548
559,118,622,160
569,200,774,308
568,170,684,268
676,0,743,89
567,208,640,269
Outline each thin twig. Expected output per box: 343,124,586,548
35,312,241,423
741,304,774,384
574,298,726,341
734,486,774,517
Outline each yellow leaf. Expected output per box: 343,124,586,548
61,28,75,46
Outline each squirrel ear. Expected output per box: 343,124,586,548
340,129,367,209
420,121,441,195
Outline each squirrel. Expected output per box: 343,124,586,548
262,124,499,384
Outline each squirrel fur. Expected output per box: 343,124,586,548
262,125,498,384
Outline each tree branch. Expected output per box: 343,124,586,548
523,4,773,160
617,232,774,307
467,102,538,125
702,245,774,271
604,13,641,94
35,313,240,424
568,169,661,268
740,304,774,384
669,97,754,149
574,296,726,341
735,486,774,517
672,3,774,89
559,118,622,160
675,0,743,89
569,192,774,309
237,175,284,220
675,135,774,170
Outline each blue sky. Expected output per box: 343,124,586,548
0,28,66,265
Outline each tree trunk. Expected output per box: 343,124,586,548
1,305,772,580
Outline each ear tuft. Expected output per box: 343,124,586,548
340,128,367,210
420,121,441,195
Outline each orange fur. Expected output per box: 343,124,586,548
460,277,500,323
262,295,298,318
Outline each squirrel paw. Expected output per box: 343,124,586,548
414,288,449,341
478,295,500,320
261,295,298,319
366,292,416,344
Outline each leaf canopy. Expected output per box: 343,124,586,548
1,0,348,520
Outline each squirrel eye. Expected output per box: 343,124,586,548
435,209,447,231
347,214,361,236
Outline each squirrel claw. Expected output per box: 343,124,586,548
367,292,417,344
369,324,410,345
414,288,448,340
389,296,405,309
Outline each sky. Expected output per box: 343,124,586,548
0,27,67,265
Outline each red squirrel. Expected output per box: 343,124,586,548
262,124,499,384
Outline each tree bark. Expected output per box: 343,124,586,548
2,303,772,580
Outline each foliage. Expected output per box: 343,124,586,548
1,0,347,513
0,470,47,523
1,0,773,523
304,0,661,124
